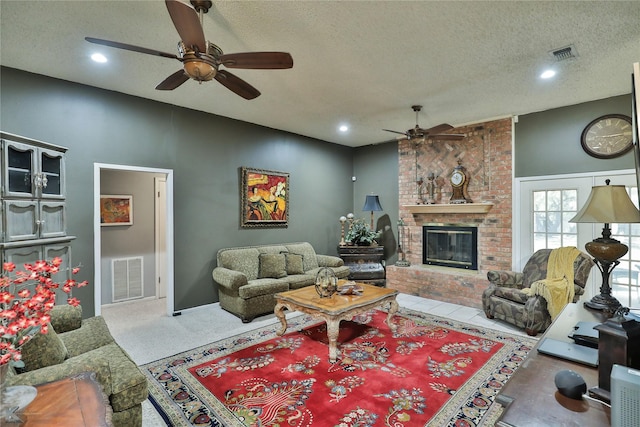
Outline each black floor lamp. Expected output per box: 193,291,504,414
570,180,640,312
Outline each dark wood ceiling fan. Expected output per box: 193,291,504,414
383,105,464,141
85,0,293,100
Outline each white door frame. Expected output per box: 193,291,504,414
93,163,175,316
155,177,167,299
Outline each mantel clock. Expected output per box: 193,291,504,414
449,161,472,204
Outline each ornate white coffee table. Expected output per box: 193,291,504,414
274,282,399,363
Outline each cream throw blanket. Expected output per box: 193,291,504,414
522,247,581,320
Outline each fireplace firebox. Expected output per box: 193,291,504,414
423,225,478,270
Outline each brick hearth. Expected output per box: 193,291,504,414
387,117,513,309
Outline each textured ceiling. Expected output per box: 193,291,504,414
1,1,639,147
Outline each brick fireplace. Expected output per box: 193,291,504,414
387,117,513,309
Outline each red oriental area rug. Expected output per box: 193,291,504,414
143,308,536,427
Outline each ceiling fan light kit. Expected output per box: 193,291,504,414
179,41,221,82
85,0,293,99
183,59,216,81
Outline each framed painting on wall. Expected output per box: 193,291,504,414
100,195,133,226
240,167,289,228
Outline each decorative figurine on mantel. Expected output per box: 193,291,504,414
424,173,436,204
435,175,445,203
449,160,472,204
416,176,425,204
417,173,445,204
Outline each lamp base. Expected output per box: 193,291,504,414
585,238,628,262
583,236,627,314
395,259,411,267
584,293,622,312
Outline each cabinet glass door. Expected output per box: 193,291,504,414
4,141,36,197
40,148,64,198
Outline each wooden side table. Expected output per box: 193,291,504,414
338,245,386,286
21,372,113,426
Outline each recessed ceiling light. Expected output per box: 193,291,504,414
540,69,556,79
91,53,107,63
338,125,349,133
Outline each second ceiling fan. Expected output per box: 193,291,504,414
383,105,464,141
85,0,293,100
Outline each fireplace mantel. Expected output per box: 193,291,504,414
404,203,494,214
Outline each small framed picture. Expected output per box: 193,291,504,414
240,167,289,228
100,195,133,226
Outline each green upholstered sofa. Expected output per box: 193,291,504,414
213,242,351,322
4,305,148,427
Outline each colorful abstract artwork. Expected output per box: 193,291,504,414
240,167,289,228
100,195,133,226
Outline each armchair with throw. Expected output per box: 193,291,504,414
482,247,594,336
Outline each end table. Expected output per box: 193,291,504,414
21,372,113,426
338,245,386,286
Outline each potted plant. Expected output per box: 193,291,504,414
345,218,381,246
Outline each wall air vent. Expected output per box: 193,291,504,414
549,44,578,61
112,257,143,302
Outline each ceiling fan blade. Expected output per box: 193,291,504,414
155,70,190,90
165,0,206,52
383,129,409,136
219,52,294,69
424,123,454,134
85,37,178,59
428,133,466,140
214,70,261,100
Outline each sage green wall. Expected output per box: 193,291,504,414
515,94,633,177
1,67,354,315
4,66,629,316
353,142,399,265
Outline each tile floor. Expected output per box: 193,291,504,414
101,294,529,426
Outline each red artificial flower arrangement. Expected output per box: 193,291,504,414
0,258,87,367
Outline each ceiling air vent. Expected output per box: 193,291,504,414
549,44,578,61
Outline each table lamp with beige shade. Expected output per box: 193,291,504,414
570,179,640,313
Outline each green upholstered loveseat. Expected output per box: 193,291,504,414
4,305,148,427
213,242,351,322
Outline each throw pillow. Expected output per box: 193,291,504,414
283,253,305,275
18,325,68,372
258,253,287,279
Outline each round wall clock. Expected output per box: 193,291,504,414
580,114,633,159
